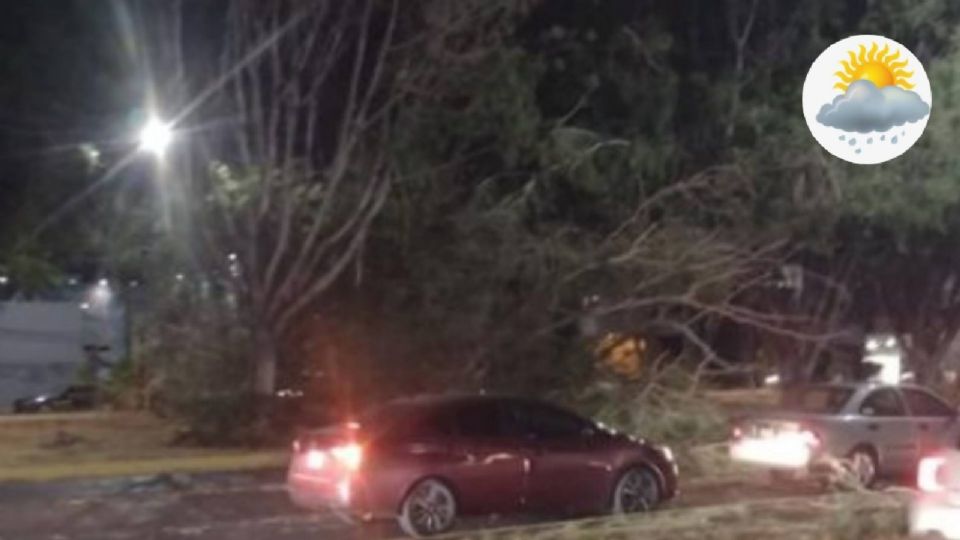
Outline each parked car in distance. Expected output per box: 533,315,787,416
12,384,97,413
911,444,960,540
287,395,678,537
729,383,957,487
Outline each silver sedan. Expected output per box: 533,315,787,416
730,382,958,486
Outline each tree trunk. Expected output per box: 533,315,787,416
254,327,278,398
909,345,940,387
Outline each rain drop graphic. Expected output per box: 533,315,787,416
840,135,846,141
867,138,873,144
892,135,899,144
881,135,886,141
855,148,862,154
848,138,856,146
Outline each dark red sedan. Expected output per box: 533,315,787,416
287,395,678,537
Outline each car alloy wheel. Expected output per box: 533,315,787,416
848,449,878,488
612,466,661,514
398,478,457,538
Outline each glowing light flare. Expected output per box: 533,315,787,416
910,504,960,540
139,117,174,156
729,432,818,469
337,479,351,504
799,429,821,448
304,449,327,470
919,456,948,493
91,280,112,304
330,444,363,471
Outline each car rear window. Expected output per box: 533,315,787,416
360,402,456,441
782,387,854,414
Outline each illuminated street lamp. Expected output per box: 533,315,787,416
91,279,112,305
138,117,173,157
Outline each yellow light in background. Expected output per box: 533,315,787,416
595,333,645,379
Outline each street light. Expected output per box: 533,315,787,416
91,279,112,305
138,117,173,157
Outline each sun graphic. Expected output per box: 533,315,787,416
833,42,914,91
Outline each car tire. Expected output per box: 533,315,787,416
397,478,457,538
846,447,879,489
611,465,661,514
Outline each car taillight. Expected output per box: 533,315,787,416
330,443,363,471
799,429,820,448
732,426,743,440
918,456,947,493
305,449,328,470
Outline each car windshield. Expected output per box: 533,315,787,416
781,386,854,414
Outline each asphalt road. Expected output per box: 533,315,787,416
0,470,827,540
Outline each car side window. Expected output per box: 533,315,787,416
508,402,592,440
453,402,504,438
903,389,955,418
860,389,906,417
412,408,457,438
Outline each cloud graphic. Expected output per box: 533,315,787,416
816,79,930,133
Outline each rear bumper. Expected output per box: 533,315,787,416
910,496,960,540
287,470,394,520
288,473,348,510
287,471,358,511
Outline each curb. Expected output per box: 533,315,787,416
0,467,286,500
0,451,288,483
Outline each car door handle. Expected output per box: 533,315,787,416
867,423,880,431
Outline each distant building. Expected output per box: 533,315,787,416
0,300,125,411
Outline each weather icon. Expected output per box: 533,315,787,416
802,35,931,165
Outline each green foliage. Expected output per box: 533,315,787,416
101,356,142,410
74,360,97,387
568,369,729,448
132,254,262,444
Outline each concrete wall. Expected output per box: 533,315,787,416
0,301,125,411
